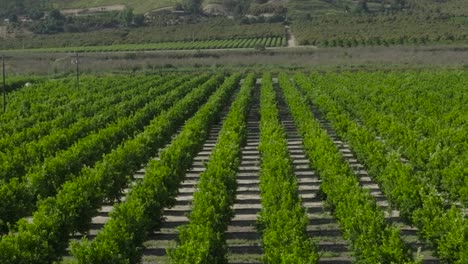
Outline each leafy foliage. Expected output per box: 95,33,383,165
70,74,241,263
293,13,467,47
280,73,414,263
169,73,255,263
0,75,210,234
258,72,318,263
0,70,466,263
0,74,225,263
295,71,468,263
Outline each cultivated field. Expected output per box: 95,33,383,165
0,71,466,263
0,19,285,51
8,37,286,53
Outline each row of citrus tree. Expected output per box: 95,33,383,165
280,73,415,263
0,75,178,182
0,73,230,263
168,73,256,262
0,76,139,137
167,72,417,263
257,72,319,262
69,74,241,263
307,72,467,206
294,73,467,263
0,75,212,234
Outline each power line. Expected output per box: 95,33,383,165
2,54,5,113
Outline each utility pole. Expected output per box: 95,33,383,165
2,54,5,113
72,52,80,89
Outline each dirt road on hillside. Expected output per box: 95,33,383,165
285,26,297,48
61,4,126,16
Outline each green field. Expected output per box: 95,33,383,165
1,1,467,262
0,70,467,263
7,36,286,53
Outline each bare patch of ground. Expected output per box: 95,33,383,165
146,6,174,15
0,26,6,38
4,45,468,75
203,4,229,15
61,4,126,16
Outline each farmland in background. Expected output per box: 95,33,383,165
289,0,468,47
1,0,467,51
1,18,285,50
8,36,286,53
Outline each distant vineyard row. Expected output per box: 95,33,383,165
8,36,286,53
293,14,468,47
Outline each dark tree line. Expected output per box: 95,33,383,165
0,0,50,19
4,6,146,34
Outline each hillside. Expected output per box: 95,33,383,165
1,0,467,50
2,0,467,18
0,0,287,17
35,0,468,16
51,0,183,14
0,0,180,15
